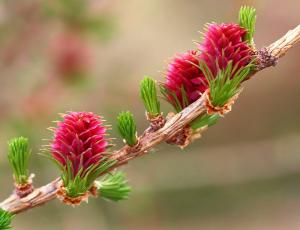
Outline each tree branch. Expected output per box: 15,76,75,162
268,25,300,58
1,24,300,214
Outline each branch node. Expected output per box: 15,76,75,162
165,111,204,149
56,183,90,206
146,112,166,132
89,185,98,198
255,47,278,70
204,90,239,116
166,126,192,148
166,125,207,149
125,139,142,154
14,174,35,198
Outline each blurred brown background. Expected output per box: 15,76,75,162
0,0,300,229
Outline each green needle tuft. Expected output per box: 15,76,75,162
200,61,253,108
96,171,131,201
191,114,220,130
239,6,257,46
7,137,31,185
117,111,138,146
61,158,116,198
140,76,161,116
0,209,14,230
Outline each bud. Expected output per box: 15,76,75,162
117,111,138,147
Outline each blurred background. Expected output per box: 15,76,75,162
0,0,300,229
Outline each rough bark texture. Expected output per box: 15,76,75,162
1,24,300,214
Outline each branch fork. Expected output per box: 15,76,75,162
146,112,166,132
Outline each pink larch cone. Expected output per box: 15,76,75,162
51,112,108,177
164,50,208,110
199,23,251,75
163,23,252,110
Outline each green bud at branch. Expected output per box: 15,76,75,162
239,6,257,46
140,76,161,116
7,137,31,185
117,111,138,146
